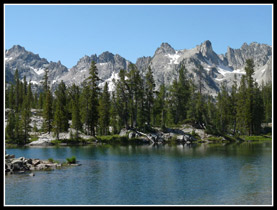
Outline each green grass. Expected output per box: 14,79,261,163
66,156,76,164
48,158,60,164
29,135,39,142
97,134,128,143
206,136,223,141
240,135,272,141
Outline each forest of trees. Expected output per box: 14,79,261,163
5,59,272,145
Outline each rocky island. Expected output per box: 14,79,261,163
5,152,80,175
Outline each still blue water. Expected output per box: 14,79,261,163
5,142,272,205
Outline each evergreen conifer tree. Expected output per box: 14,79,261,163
43,89,53,134
145,66,156,126
69,84,82,140
20,96,32,144
86,61,101,136
99,82,110,135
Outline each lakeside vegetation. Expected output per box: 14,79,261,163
5,59,272,146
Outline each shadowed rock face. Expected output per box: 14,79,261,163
5,41,272,96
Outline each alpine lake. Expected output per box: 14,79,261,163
5,140,272,206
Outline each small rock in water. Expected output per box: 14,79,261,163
29,173,35,176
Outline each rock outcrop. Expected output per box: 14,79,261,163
5,153,62,174
5,152,81,175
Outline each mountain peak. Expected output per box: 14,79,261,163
11,44,26,51
155,42,175,55
199,40,213,54
7,45,26,54
98,51,115,63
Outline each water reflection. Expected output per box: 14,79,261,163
5,141,272,205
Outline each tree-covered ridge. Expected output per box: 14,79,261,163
5,59,272,145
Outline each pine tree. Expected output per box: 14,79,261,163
27,82,33,108
5,110,16,141
244,59,255,135
252,82,264,134
215,82,230,134
236,75,247,135
43,89,53,134
229,80,238,135
42,68,49,93
110,92,119,134
115,69,130,129
20,96,32,144
187,80,197,124
86,61,101,136
144,66,156,126
99,82,110,135
167,65,190,125
38,92,44,109
195,92,205,129
80,82,91,135
33,92,38,109
127,64,143,128
14,69,20,113
23,76,27,96
8,84,15,110
14,112,22,144
53,100,62,140
5,84,10,108
18,80,24,111
53,81,69,139
56,81,69,131
69,84,82,140
261,82,272,123
177,65,190,121
204,95,217,134
168,78,179,125
154,82,167,129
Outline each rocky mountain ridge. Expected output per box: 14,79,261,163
5,40,272,95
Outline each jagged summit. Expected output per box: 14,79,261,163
5,40,272,95
155,42,175,55
199,40,213,55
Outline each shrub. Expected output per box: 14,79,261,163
66,156,76,164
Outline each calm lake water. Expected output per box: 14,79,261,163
5,141,272,206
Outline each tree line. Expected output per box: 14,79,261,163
5,59,272,145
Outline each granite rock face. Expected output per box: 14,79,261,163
136,40,272,95
5,41,272,96
5,45,68,86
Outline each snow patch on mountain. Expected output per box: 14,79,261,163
166,52,181,64
5,57,13,61
98,71,120,92
30,66,45,75
99,63,108,66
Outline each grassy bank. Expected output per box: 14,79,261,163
239,134,272,141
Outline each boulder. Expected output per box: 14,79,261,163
128,131,136,139
26,159,33,164
11,159,24,171
35,164,48,170
183,135,190,141
119,128,128,136
176,135,184,141
32,159,41,166
5,154,15,159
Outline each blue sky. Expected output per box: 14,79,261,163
5,4,272,68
